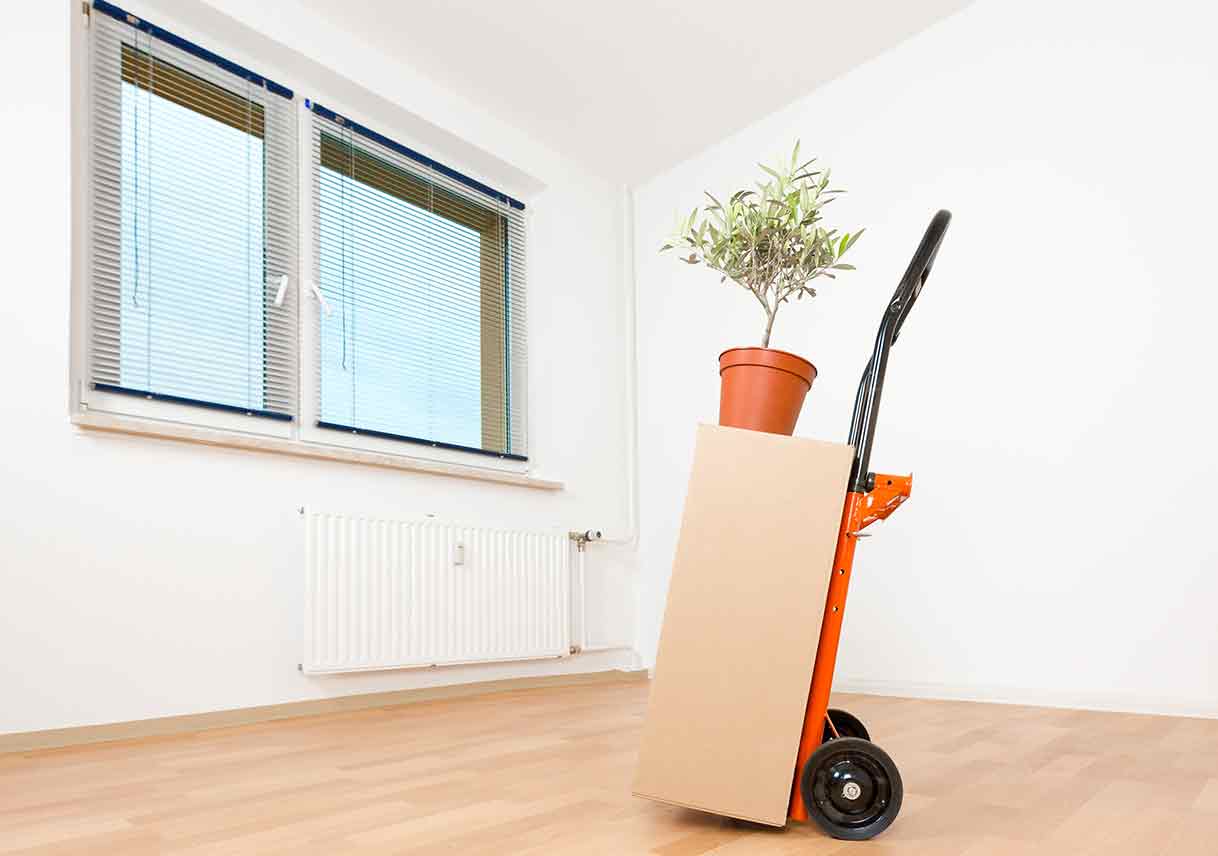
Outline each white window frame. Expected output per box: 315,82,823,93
75,2,298,441
69,1,548,487
296,103,531,472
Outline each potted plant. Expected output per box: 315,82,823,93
662,142,863,435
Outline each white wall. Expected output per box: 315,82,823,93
634,0,1218,716
0,1,636,735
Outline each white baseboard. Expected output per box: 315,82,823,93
832,676,1218,720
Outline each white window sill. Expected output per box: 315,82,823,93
71,410,564,491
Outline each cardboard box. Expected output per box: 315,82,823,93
633,425,853,826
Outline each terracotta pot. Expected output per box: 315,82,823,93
718,347,817,435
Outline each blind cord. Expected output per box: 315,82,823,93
348,128,356,412
426,172,435,441
504,216,511,452
340,130,350,372
145,31,155,390
130,42,141,310
246,77,252,410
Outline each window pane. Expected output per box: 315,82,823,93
119,76,266,409
318,162,483,449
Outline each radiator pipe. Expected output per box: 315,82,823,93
579,545,588,651
569,529,615,653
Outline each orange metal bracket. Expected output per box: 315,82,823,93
787,473,912,822
856,474,912,531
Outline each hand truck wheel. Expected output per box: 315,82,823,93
800,736,903,840
822,708,869,743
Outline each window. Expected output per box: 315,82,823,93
79,3,534,477
86,2,298,420
309,104,528,460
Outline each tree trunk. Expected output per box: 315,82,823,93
761,310,777,348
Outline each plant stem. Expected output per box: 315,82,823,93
762,309,776,348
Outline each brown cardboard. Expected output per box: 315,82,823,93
633,424,853,826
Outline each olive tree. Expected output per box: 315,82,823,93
661,142,863,348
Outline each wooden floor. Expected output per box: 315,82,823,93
2,679,1218,854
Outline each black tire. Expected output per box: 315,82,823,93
822,708,870,743
800,737,903,841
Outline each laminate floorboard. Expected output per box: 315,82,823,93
3,680,1216,854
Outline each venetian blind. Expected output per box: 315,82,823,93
309,103,528,459
87,1,298,420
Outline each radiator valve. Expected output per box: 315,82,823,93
568,529,603,551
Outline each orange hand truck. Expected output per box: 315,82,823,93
788,210,951,840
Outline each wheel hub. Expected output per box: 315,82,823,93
826,759,877,814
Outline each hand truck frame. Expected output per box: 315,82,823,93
787,210,952,839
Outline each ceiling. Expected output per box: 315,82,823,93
295,0,971,184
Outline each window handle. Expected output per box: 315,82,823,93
272,274,288,307
306,279,333,316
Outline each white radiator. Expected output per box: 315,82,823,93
303,510,570,674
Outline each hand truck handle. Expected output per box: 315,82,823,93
846,210,951,492
890,209,951,344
